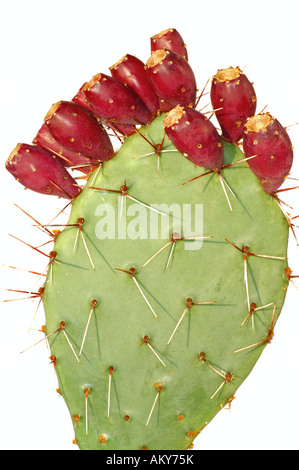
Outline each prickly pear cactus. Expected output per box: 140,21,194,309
5,28,296,450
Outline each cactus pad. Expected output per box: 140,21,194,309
42,114,289,450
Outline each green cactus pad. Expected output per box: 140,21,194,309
43,114,289,450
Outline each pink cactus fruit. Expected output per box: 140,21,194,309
243,113,293,193
151,28,188,60
211,66,257,144
146,49,197,108
75,73,152,126
5,143,81,199
164,105,224,170
43,101,114,162
72,83,89,108
110,54,160,115
72,84,136,136
34,123,99,173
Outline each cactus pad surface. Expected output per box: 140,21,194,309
43,114,289,450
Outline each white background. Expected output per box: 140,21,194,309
0,0,299,451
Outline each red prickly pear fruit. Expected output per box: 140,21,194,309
72,85,136,136
260,177,286,194
5,143,81,199
34,123,99,173
211,66,257,144
110,54,160,115
243,113,293,193
151,28,188,60
44,101,114,162
146,49,197,108
76,73,152,126
72,83,89,108
164,105,224,170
